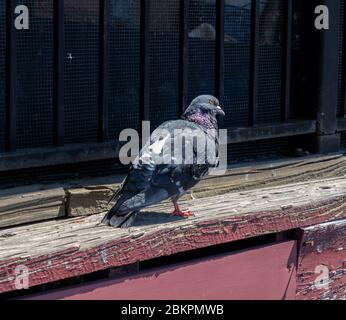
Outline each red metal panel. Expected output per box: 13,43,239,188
27,240,297,300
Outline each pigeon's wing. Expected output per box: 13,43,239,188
102,120,219,226
102,122,178,225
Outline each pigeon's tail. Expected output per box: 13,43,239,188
102,187,170,228
107,175,129,205
101,192,138,228
101,204,139,228
107,188,121,205
109,211,139,228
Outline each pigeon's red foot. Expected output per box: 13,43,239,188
171,209,194,218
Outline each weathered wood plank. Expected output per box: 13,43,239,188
66,187,113,217
66,154,346,217
0,178,345,294
0,186,66,229
0,155,344,226
0,142,120,172
296,219,346,300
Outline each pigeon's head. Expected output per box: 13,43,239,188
182,95,225,129
186,95,225,117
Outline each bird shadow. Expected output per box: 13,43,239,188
134,211,186,227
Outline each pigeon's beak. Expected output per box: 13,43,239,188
216,105,225,116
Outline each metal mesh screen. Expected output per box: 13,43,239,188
228,133,317,165
64,0,99,144
188,0,216,103
15,1,54,149
108,0,141,140
337,0,344,117
224,0,251,127
149,0,180,129
0,3,6,152
228,136,290,164
256,0,284,124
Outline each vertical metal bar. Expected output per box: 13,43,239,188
316,0,341,153
98,0,109,142
215,0,225,128
281,0,293,122
179,0,189,116
249,0,260,127
215,0,225,102
54,0,65,146
140,0,150,124
6,0,16,151
343,0,346,118
343,35,346,118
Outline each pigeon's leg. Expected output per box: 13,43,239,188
171,199,194,218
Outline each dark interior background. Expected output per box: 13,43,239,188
0,0,345,187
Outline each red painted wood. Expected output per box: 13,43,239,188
26,241,297,300
1,194,344,295
296,220,346,300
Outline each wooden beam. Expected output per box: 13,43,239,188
0,178,345,294
0,121,317,172
0,142,120,172
0,186,66,229
66,187,113,218
0,154,343,226
296,219,346,300
65,155,346,218
227,120,316,143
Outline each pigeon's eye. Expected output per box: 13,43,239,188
209,99,217,106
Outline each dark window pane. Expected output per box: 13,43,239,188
149,0,180,129
16,1,54,149
64,0,99,144
224,0,251,127
0,2,5,152
188,0,216,103
108,0,141,140
256,0,284,124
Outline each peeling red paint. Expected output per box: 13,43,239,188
25,241,297,300
296,220,346,300
0,196,345,296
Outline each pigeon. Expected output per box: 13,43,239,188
102,95,225,228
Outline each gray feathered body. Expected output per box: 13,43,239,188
102,94,224,228
102,120,219,227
